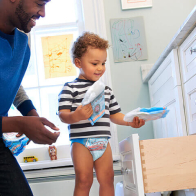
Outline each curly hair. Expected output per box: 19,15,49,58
71,32,109,63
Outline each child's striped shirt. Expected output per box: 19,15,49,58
58,78,121,139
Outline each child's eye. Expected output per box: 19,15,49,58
102,63,105,65
92,63,97,66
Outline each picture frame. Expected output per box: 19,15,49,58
121,0,152,10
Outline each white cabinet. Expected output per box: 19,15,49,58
183,75,196,134
148,27,196,138
144,7,196,138
179,27,196,83
148,49,187,138
179,27,196,135
161,86,187,137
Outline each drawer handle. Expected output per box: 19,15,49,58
190,47,196,54
121,167,132,175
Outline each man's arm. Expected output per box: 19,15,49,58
2,116,60,144
0,86,60,145
13,85,37,116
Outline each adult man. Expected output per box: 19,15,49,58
0,0,60,195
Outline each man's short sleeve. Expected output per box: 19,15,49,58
58,83,73,111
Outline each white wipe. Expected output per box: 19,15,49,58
124,107,169,122
82,80,105,106
123,108,149,122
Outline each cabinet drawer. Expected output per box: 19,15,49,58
119,134,196,195
179,27,196,83
140,135,196,193
183,74,196,134
148,50,181,105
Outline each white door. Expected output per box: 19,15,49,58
179,27,196,83
148,50,187,138
151,86,187,139
160,86,187,137
183,75,196,135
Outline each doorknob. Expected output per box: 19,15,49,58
121,167,132,175
190,47,196,54
125,168,132,174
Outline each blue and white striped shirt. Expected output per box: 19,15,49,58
58,78,121,139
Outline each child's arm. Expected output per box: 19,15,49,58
59,103,93,124
110,112,145,128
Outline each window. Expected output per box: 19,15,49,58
10,0,83,148
9,0,120,170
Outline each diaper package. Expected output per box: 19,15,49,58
124,107,169,122
82,80,105,125
2,133,29,156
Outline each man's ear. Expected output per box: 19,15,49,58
74,58,81,68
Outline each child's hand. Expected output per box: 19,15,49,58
127,116,145,128
74,104,93,121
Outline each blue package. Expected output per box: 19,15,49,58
124,107,170,122
140,107,169,118
88,90,105,125
140,107,166,112
2,133,29,156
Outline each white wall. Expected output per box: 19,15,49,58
103,0,196,142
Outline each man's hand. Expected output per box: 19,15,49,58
16,109,39,145
16,109,39,138
128,116,145,128
19,117,60,145
2,116,60,145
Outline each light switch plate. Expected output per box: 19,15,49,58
140,64,153,82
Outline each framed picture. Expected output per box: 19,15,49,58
121,0,152,10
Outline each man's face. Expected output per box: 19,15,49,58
15,0,50,33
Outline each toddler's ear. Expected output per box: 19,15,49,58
74,58,81,68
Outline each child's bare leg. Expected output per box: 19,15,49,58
94,143,114,196
71,143,94,196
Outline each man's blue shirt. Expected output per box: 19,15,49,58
0,29,30,137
